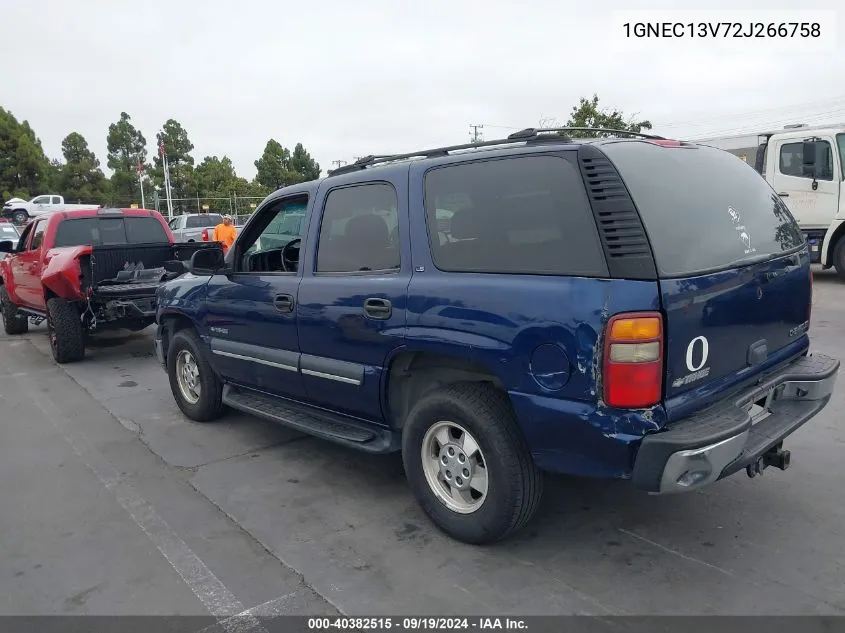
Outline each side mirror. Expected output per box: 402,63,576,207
187,247,225,275
802,141,817,168
0,240,13,253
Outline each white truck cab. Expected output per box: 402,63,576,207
697,124,845,278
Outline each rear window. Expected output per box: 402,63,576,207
423,155,608,276
54,216,170,247
186,214,222,228
601,142,805,277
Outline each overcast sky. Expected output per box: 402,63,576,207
2,0,843,181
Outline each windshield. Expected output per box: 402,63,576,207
601,141,805,277
0,225,19,238
837,134,845,180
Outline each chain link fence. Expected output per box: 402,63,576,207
108,192,268,226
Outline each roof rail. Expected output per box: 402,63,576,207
507,127,665,140
327,135,575,177
327,127,664,177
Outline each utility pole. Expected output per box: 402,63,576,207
331,159,347,170
469,124,484,143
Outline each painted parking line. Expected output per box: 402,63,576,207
2,344,269,633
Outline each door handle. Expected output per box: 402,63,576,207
363,297,392,319
273,293,295,313
777,192,789,197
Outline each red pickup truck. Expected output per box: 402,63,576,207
0,207,210,363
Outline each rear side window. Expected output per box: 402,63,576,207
601,142,805,277
186,214,222,228
54,216,170,247
423,155,607,276
54,218,98,247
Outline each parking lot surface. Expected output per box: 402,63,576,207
3,268,845,616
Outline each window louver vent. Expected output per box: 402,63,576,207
577,146,657,280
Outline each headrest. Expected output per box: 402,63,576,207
344,214,389,245
448,210,477,240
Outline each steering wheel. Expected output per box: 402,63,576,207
282,238,301,272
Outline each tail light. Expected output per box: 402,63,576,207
603,312,664,408
201,229,210,241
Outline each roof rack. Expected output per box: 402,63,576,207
506,127,665,140
327,127,664,177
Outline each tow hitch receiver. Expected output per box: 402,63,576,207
746,443,791,478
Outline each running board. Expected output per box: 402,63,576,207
222,384,399,453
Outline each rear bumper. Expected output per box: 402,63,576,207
632,353,839,494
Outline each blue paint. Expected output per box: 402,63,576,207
155,139,816,482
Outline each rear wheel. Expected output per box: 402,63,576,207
833,237,845,281
46,297,85,363
167,329,225,422
0,286,28,335
401,382,543,545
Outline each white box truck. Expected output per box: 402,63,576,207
696,124,845,278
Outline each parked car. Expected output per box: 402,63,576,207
167,213,224,242
0,208,211,363
0,223,21,255
2,194,101,224
153,128,838,545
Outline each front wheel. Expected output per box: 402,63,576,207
0,286,28,335
402,382,543,545
13,211,27,225
46,297,85,363
167,329,224,422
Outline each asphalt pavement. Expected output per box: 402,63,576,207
2,268,845,617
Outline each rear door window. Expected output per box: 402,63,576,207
186,214,222,228
423,154,607,276
600,141,805,277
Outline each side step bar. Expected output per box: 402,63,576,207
222,384,400,454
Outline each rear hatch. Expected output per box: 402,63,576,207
601,141,812,421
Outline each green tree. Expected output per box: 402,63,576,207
0,107,52,201
107,112,148,205
254,139,294,191
152,119,195,213
254,139,320,191
289,142,321,181
564,94,652,138
57,132,110,204
194,155,237,194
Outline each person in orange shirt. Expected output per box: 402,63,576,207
213,215,237,251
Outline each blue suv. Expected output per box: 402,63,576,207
155,128,839,544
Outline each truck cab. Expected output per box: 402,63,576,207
700,124,845,277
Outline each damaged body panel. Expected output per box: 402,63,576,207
0,207,211,363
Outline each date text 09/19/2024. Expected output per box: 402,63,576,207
307,617,527,630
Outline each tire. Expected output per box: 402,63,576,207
13,211,27,225
46,297,85,363
167,328,225,422
0,286,28,335
833,237,845,281
401,382,543,545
